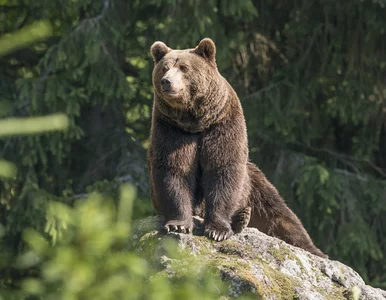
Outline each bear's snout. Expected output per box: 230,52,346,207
161,77,171,91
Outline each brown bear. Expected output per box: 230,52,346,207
148,38,327,258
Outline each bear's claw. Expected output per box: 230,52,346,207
204,225,233,242
204,227,233,242
163,220,193,234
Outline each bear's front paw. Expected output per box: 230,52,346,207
163,219,193,234
204,222,233,242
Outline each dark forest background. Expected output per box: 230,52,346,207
1,0,385,295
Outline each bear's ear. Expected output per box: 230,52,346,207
194,38,216,63
150,41,171,63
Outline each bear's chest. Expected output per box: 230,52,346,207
161,109,213,134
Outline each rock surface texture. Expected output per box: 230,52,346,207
132,216,386,300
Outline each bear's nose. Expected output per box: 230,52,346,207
161,78,171,90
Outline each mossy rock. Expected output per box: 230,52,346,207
132,217,386,300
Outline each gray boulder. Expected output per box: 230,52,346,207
132,216,386,300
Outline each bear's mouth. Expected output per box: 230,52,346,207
163,90,177,94
162,88,180,97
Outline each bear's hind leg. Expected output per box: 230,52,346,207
247,162,327,258
231,206,251,233
249,207,327,258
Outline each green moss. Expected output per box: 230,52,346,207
192,235,216,255
204,243,300,299
315,284,347,300
134,231,161,260
215,256,300,299
269,246,292,262
200,239,303,299
211,256,250,271
217,240,255,257
268,246,306,274
269,246,293,262
256,263,299,300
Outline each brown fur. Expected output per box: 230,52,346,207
148,38,327,258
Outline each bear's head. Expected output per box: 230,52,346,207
150,38,219,109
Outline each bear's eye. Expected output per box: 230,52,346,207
163,66,169,72
179,65,187,72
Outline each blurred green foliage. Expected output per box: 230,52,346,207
0,114,69,137
0,160,17,178
0,21,52,56
0,185,228,300
0,112,69,179
0,0,385,292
